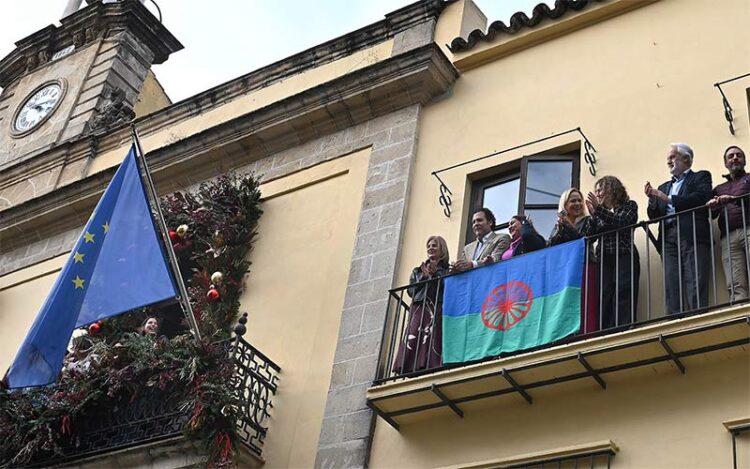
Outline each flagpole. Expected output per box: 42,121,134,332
129,124,202,342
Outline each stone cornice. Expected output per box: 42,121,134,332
0,0,446,184
0,0,182,88
100,0,447,145
0,43,458,252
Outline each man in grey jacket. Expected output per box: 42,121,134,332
452,208,511,272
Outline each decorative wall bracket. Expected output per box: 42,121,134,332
431,127,598,218
714,72,750,135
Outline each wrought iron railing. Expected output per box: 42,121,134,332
505,451,614,469
376,192,750,382
30,314,280,466
230,313,280,456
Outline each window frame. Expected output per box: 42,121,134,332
466,151,580,243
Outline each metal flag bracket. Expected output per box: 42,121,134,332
431,127,598,218
714,72,750,136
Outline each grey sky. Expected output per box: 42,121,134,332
0,1,551,102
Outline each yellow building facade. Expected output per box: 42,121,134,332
0,0,748,467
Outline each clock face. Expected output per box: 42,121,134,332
13,82,64,134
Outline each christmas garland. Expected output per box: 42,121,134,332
0,172,262,468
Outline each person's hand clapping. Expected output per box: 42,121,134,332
451,260,473,272
586,191,599,213
644,181,668,202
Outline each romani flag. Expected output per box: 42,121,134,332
5,145,179,389
442,238,584,363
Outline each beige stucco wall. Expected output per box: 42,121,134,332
369,0,750,466
398,0,750,297
0,255,66,373
369,350,750,467
239,148,369,468
433,0,484,63
133,70,171,117
0,147,368,469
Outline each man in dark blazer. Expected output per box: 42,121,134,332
645,143,713,314
452,208,510,272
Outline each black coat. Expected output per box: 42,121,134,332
647,170,713,247
512,221,546,257
407,262,449,303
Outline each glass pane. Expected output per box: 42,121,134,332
482,178,520,228
525,161,572,205
525,208,558,241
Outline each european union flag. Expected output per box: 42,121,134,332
6,145,178,388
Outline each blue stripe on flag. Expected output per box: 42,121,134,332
443,239,584,318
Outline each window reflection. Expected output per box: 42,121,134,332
526,161,572,205
483,178,519,229
525,208,557,240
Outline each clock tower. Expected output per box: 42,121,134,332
0,0,182,169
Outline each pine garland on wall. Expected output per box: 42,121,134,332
0,172,263,468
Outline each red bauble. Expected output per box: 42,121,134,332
88,321,102,334
206,287,220,302
168,230,179,243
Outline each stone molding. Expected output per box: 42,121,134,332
313,105,421,469
314,8,440,468
1,7,455,469
0,43,458,255
0,0,446,179
85,87,136,135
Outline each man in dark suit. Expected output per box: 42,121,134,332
645,143,713,314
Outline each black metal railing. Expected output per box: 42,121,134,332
376,193,750,382
230,314,281,457
31,314,280,465
505,451,614,469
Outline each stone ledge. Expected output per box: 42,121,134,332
50,436,265,469
0,0,447,181
0,43,457,254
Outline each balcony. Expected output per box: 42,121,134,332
26,316,280,467
368,194,750,429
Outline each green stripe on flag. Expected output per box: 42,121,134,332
443,287,581,363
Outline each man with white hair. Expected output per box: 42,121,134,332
645,143,713,314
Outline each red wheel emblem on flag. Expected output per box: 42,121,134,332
481,281,533,331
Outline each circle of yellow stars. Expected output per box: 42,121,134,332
71,221,109,290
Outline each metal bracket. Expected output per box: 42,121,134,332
431,127,597,218
434,173,453,217
577,352,606,389
367,401,400,431
658,335,685,374
579,128,598,176
714,72,750,136
431,384,463,418
501,368,532,404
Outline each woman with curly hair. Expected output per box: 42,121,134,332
586,176,640,330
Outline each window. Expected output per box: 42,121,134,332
451,440,618,469
467,151,579,242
